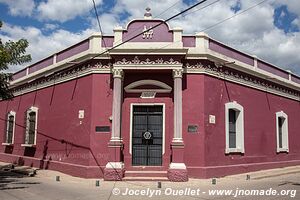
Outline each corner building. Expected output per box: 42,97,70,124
1,10,300,181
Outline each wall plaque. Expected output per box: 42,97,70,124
188,125,198,133
95,126,110,132
140,91,156,98
209,115,216,124
78,110,84,119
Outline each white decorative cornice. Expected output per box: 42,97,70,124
185,62,300,101
7,59,300,102
114,56,181,66
11,61,112,97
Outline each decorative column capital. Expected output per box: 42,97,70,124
172,68,183,78
112,68,123,78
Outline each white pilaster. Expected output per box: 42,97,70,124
253,55,258,70
89,32,102,53
172,68,183,143
53,54,57,64
111,68,123,141
113,26,123,46
287,70,292,81
195,32,209,53
173,27,183,47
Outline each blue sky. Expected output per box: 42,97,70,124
0,0,299,75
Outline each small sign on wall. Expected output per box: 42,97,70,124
140,91,156,98
95,126,110,132
209,115,216,124
188,125,198,133
78,110,85,119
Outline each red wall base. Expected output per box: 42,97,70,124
104,168,124,181
1,153,300,180
0,153,105,178
167,168,188,182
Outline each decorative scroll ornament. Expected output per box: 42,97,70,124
143,131,152,139
184,62,299,100
115,56,181,65
11,61,112,95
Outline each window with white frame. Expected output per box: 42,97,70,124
225,101,244,154
4,111,16,144
24,107,38,146
276,111,289,152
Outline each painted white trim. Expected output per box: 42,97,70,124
186,68,300,102
124,80,172,93
105,162,124,169
1,143,14,146
24,106,38,145
113,64,182,70
225,101,245,154
276,111,289,153
129,103,165,155
9,67,300,102
209,36,300,79
169,162,187,169
124,18,172,31
4,111,16,145
203,50,300,91
10,30,300,93
21,144,36,147
12,68,111,97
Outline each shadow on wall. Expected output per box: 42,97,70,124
39,140,51,169
13,157,25,166
4,146,13,154
24,147,36,157
0,116,118,179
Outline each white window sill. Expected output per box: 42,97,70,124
2,143,13,146
277,148,289,153
21,144,36,147
225,148,244,154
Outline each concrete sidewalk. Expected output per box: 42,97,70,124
0,161,299,200
225,165,300,180
1,161,300,183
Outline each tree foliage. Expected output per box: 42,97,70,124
0,21,31,99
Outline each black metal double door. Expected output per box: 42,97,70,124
132,106,163,166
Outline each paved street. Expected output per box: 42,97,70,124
0,167,299,200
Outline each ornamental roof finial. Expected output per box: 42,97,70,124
144,7,152,19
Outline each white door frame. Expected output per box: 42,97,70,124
129,103,166,155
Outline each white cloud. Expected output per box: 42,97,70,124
276,0,300,16
87,13,120,34
36,0,103,22
112,0,186,20
1,23,95,72
169,0,300,74
43,23,59,31
0,0,35,16
292,18,300,27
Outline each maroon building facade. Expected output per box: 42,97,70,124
1,11,300,181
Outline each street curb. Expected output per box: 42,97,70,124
251,170,300,180
224,166,300,180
